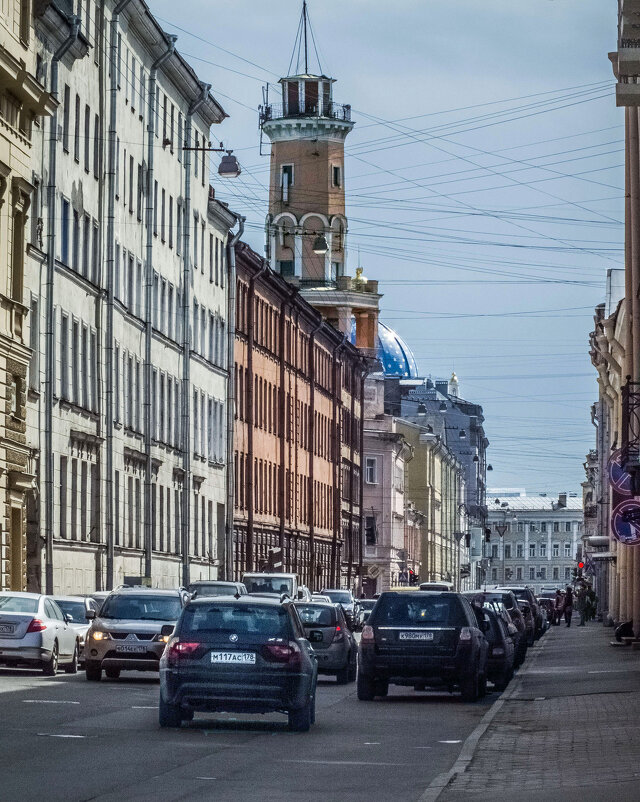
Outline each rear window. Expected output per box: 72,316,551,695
99,595,182,621
189,583,238,597
54,600,86,622
243,576,294,596
372,595,467,627
180,603,293,639
296,605,335,626
0,595,38,613
322,591,351,604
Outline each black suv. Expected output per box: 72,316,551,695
358,591,488,702
158,596,318,731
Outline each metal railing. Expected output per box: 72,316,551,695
260,101,352,125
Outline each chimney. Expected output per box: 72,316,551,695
557,493,567,508
435,380,449,397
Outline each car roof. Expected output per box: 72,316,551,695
294,600,336,608
108,587,182,596
0,591,42,599
187,595,287,607
190,580,240,585
51,595,89,602
378,590,459,598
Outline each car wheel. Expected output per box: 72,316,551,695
182,709,195,722
348,653,357,683
374,679,388,697
460,669,479,702
357,672,376,701
478,672,487,698
159,697,182,728
42,642,59,676
63,642,79,675
105,668,121,679
494,668,510,692
85,663,102,682
336,663,350,685
288,698,312,732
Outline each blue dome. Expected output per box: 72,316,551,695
350,320,419,378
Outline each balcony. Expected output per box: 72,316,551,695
260,101,352,125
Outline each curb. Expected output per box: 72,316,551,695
417,635,549,802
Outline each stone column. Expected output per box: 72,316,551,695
620,544,628,621
336,306,352,337
325,230,332,282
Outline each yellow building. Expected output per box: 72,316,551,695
1,0,55,589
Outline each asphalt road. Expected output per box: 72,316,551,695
0,665,500,802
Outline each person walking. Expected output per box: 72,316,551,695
586,585,597,622
563,586,574,627
576,585,587,626
553,590,564,625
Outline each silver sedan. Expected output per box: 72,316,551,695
0,592,80,675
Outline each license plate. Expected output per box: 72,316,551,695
115,644,147,653
210,651,255,665
0,624,15,635
399,631,434,641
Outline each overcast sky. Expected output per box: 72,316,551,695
152,0,621,497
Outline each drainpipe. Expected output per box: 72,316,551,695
181,81,209,587
143,34,177,582
307,315,323,590
224,215,245,580
245,256,268,572
331,334,347,587
105,0,133,591
44,15,81,595
357,363,366,595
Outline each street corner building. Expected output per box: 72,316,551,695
12,0,239,594
232,241,366,590
1,0,57,590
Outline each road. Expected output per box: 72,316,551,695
0,663,504,802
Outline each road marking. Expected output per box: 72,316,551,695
363,742,381,745
37,733,88,739
24,700,80,705
131,706,157,709
414,747,432,750
196,777,217,780
281,760,411,767
438,740,462,744
588,669,627,674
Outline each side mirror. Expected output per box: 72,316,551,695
85,610,96,620
160,624,175,637
64,613,73,624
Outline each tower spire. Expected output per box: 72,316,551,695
303,0,308,74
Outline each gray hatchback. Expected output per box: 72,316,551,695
295,602,357,684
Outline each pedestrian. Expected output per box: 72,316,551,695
553,589,564,625
563,586,574,627
576,585,587,626
586,586,597,621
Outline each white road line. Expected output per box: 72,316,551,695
438,740,462,744
37,733,88,739
281,760,411,767
24,700,80,705
131,706,157,709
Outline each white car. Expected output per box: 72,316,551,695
52,595,100,660
0,592,80,675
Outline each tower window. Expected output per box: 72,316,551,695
332,165,342,187
278,260,294,277
281,165,294,202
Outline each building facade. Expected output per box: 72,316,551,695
1,0,55,590
26,0,237,593
233,242,365,591
486,494,583,595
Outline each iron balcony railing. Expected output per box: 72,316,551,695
260,101,352,125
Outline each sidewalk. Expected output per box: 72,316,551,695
438,623,640,801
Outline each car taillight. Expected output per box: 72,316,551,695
166,641,200,667
459,627,472,642
27,618,46,633
332,625,344,643
261,642,301,667
361,625,375,643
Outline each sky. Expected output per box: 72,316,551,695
151,0,622,496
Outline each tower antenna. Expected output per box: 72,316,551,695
303,0,308,74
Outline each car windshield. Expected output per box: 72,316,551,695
54,600,86,622
189,583,239,597
374,595,466,627
361,600,376,610
322,591,351,604
0,595,38,613
99,595,182,621
243,577,294,596
295,605,335,626
180,603,292,639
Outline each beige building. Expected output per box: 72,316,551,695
1,0,55,589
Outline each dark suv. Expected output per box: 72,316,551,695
358,591,488,702
497,587,543,640
159,596,318,731
321,589,362,630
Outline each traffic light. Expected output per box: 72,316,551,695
465,533,471,548
409,570,418,586
485,528,491,543
577,561,584,578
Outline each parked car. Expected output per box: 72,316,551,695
360,599,377,624
358,591,488,702
0,592,80,675
497,586,544,640
187,581,247,598
320,589,363,630
311,594,332,604
52,595,100,661
473,605,515,691
295,601,357,684
85,590,111,610
297,586,313,602
158,595,318,731
83,587,188,681
242,573,301,599
467,590,527,667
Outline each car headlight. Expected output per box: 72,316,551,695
157,634,171,643
91,631,110,641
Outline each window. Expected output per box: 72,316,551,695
529,567,535,581
553,567,559,580
529,543,535,558
176,204,182,255
504,544,511,559
552,543,559,558
540,522,547,533
74,94,80,161
516,566,522,580
59,456,67,538
153,180,158,234
365,457,377,484
491,568,497,582
137,164,143,220
565,567,571,580
553,522,559,533
540,542,547,558
93,114,99,178
178,112,183,160
278,260,294,277
332,164,341,187
565,522,572,532
516,543,523,558
128,155,134,212
29,296,39,389
62,85,70,151
564,542,572,558
540,567,546,580
161,188,166,241
84,104,90,171
72,210,80,270
61,199,70,262
281,164,293,202
491,544,498,559
169,197,173,248
517,522,523,533
60,313,69,398
193,217,198,267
